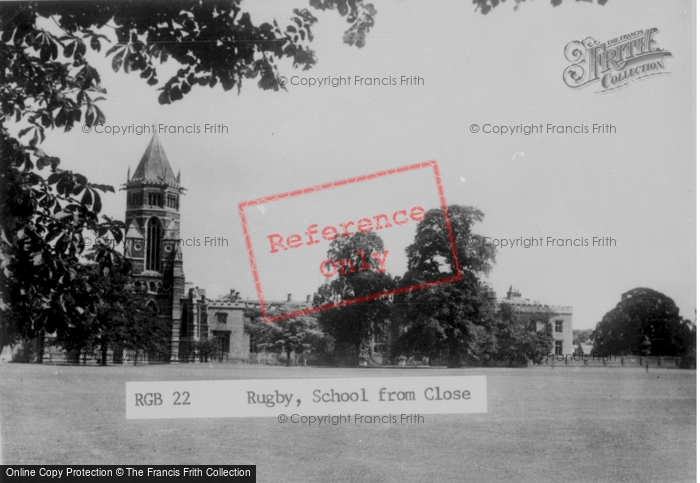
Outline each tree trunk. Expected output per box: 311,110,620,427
35,331,45,364
101,343,108,366
66,348,81,365
447,345,463,368
286,349,292,367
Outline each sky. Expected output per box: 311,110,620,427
29,0,696,330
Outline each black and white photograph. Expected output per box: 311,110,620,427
0,0,696,482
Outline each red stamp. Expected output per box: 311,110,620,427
238,160,461,322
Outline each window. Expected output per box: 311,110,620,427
146,300,158,315
555,320,563,333
213,332,230,353
147,193,163,207
145,217,162,271
180,307,189,338
165,194,179,210
128,193,136,207
200,311,208,338
372,334,386,354
216,313,228,324
555,340,563,355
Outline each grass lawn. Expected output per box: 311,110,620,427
0,363,695,483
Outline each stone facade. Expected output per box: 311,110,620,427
207,300,252,361
501,287,573,356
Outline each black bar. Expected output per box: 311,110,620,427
1,466,256,482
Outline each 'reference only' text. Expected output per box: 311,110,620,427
266,206,425,253
265,206,426,278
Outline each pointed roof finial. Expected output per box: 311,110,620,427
131,133,178,186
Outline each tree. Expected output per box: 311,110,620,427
393,273,499,367
472,0,609,15
0,125,124,348
573,328,593,346
51,246,167,365
0,1,376,111
394,205,498,367
314,232,394,366
592,288,696,357
191,337,223,362
495,302,554,364
245,306,326,366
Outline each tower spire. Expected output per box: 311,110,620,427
131,133,179,186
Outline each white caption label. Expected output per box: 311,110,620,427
126,375,487,419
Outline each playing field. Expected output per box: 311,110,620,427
0,363,695,482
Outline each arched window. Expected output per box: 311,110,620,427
146,300,159,315
146,217,162,271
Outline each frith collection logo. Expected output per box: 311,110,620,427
563,28,672,93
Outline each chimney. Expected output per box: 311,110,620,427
287,293,292,302
306,294,311,303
